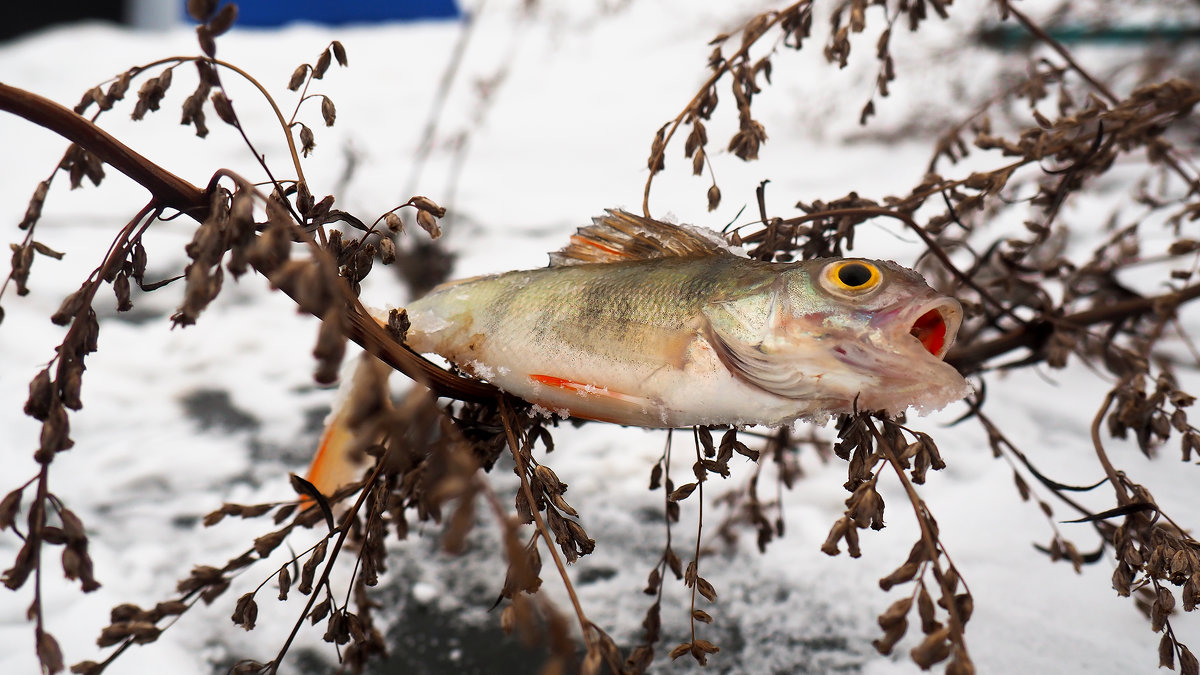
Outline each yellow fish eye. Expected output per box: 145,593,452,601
823,260,881,294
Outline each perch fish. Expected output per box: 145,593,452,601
403,210,970,426
307,210,970,495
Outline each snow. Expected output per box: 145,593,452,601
1,1,1198,673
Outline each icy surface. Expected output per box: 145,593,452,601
1,2,1198,674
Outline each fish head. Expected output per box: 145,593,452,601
706,256,971,418
775,258,969,414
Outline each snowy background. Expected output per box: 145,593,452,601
1,1,1198,673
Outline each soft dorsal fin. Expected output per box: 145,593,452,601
549,210,731,266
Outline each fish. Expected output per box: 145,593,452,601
305,210,970,495
405,210,969,427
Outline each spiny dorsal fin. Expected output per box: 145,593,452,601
549,209,731,266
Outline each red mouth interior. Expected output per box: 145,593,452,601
911,309,948,357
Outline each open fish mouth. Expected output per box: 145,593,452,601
908,298,963,360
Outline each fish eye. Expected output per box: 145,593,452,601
822,260,882,295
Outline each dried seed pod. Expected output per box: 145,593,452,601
23,369,53,421
29,239,62,257
1160,634,1176,670
36,631,63,674
296,181,314,216
107,71,132,101
0,488,22,531
684,121,707,158
309,597,331,624
665,547,683,578
321,96,336,126
910,627,952,668
38,402,72,459
252,530,287,558
383,211,403,233
314,48,332,79
3,539,36,590
19,180,49,230
409,196,446,217
186,0,217,21
331,41,348,66
879,561,920,591
1181,644,1199,675
878,596,913,628
298,123,316,156
668,482,697,502
648,124,667,174
918,584,941,634
211,90,237,125
386,307,409,342
208,3,237,35
416,209,441,239
707,184,721,211
114,271,132,311
231,592,257,630
287,64,308,91
197,24,216,58
377,236,397,265
299,539,327,595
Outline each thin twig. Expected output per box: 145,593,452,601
498,397,596,649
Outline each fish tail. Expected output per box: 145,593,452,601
304,353,393,500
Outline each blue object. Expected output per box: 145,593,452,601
202,0,460,27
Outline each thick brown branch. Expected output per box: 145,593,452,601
946,284,1200,373
0,82,207,215
0,81,496,403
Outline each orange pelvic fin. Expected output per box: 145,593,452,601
528,374,661,425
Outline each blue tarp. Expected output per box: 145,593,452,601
212,0,460,27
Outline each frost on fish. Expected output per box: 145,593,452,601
404,210,971,428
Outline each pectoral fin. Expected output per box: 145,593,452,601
703,298,830,401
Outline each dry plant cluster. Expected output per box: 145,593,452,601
2,0,1200,673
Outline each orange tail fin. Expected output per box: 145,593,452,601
304,354,393,499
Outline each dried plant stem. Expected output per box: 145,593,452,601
689,437,705,646
871,422,971,645
498,397,596,650
205,57,308,188
1000,1,1200,194
0,83,498,403
1090,389,1131,506
974,408,1110,520
29,469,51,671
950,283,1200,374
640,1,810,217
203,58,307,221
265,446,393,673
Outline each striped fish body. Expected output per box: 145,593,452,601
403,211,970,427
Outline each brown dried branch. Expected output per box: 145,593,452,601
0,82,496,402
498,398,597,652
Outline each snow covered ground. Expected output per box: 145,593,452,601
1,1,1198,673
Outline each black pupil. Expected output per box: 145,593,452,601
838,263,873,288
